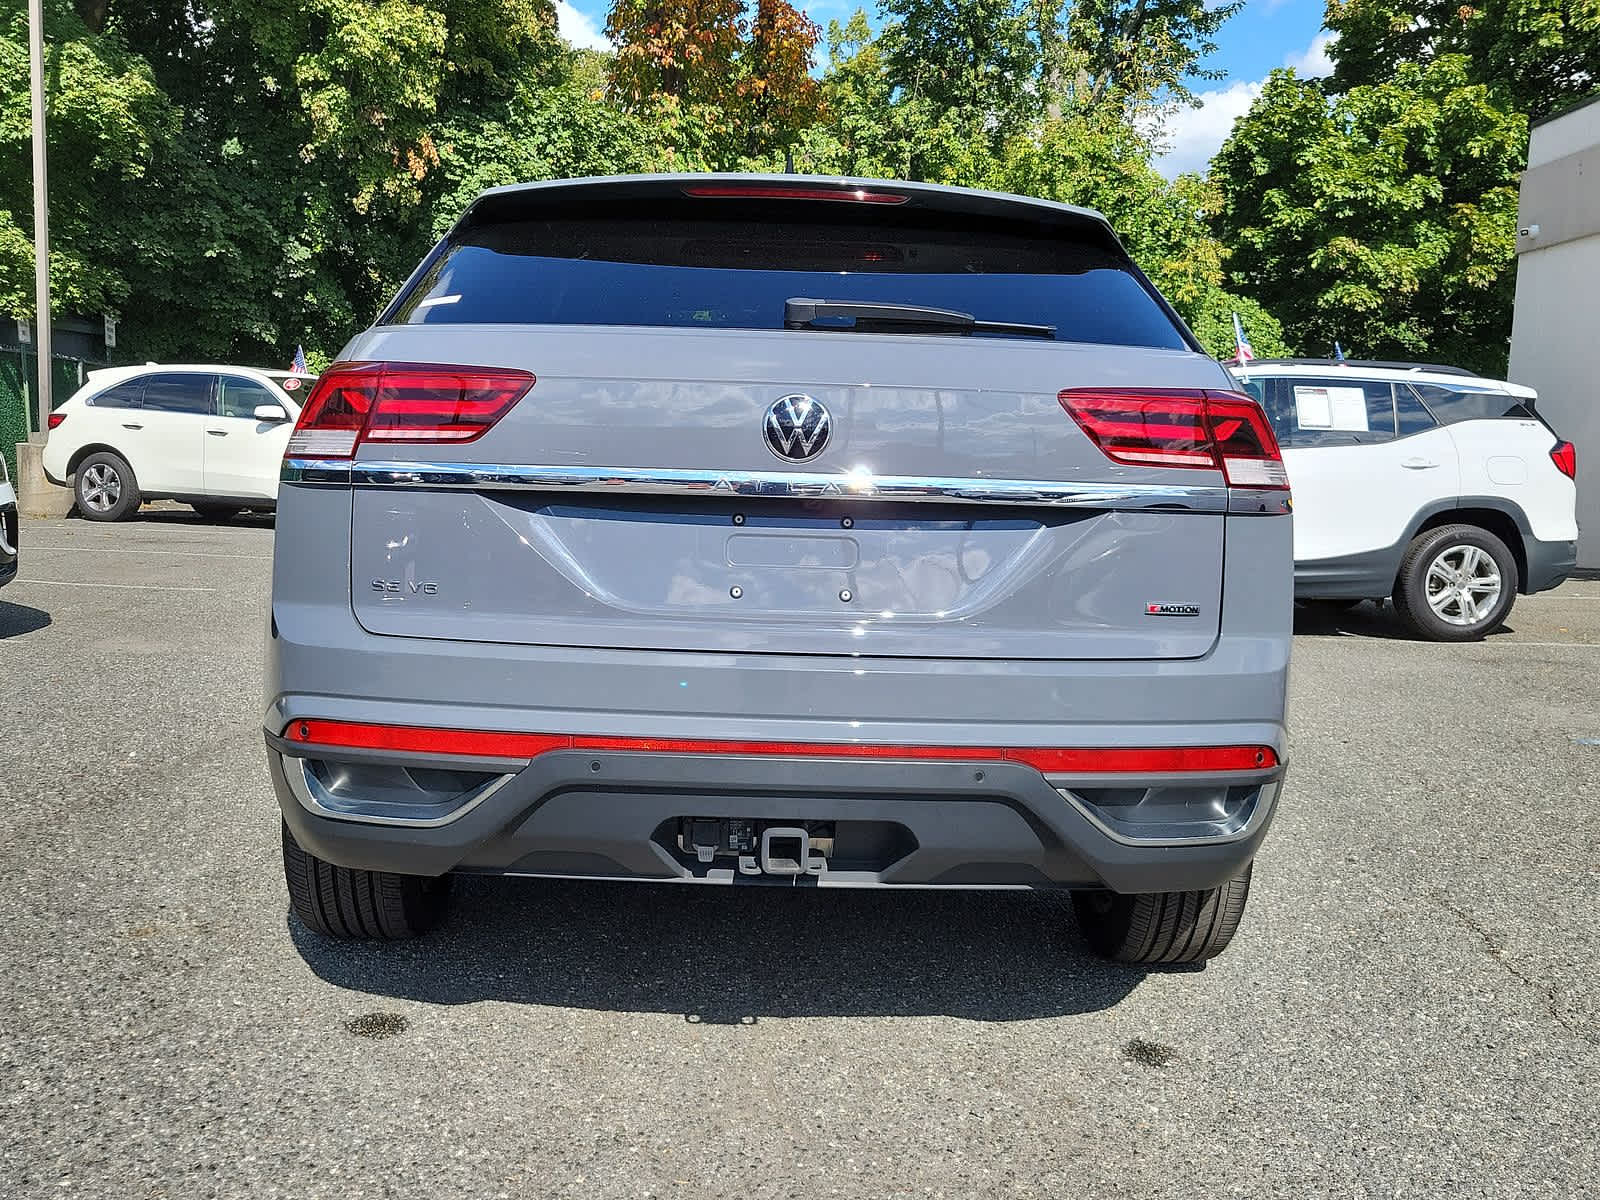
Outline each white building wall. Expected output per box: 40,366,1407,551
1509,97,1600,569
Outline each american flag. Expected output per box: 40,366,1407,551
290,345,308,374
1231,313,1255,364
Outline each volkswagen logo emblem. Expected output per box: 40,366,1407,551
763,394,832,462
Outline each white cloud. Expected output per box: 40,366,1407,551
1153,81,1264,179
1151,32,1337,179
555,1,610,52
1284,32,1336,79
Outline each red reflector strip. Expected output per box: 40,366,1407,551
283,721,569,759
681,184,909,205
281,720,1277,773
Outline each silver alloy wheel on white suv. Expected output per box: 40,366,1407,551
79,462,122,514
1425,543,1503,627
72,451,141,522
1392,523,1519,642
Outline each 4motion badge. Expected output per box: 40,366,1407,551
1145,602,1201,617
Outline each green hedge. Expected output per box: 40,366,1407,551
0,351,90,479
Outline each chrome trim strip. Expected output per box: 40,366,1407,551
282,458,1229,512
283,754,516,828
1054,779,1279,847
282,459,355,485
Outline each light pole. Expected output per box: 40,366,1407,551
28,0,51,436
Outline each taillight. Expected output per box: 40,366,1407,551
286,362,534,459
1551,440,1576,480
46,411,66,430
1205,392,1287,487
1058,388,1287,489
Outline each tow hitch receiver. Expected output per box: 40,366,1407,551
679,818,829,877
750,827,821,876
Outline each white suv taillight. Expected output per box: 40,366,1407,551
285,362,535,459
1058,388,1288,489
1551,440,1576,480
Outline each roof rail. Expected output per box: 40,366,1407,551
1240,357,1478,377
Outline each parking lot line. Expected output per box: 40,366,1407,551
1468,640,1600,648
16,578,217,593
23,545,272,560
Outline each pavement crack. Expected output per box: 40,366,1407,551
1433,892,1599,1047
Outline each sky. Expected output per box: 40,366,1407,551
554,0,1335,179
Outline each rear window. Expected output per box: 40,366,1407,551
390,212,1188,350
1407,383,1535,424
88,379,146,408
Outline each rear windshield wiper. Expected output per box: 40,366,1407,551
785,297,1056,340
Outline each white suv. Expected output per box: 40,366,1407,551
1,452,16,587
1231,359,1578,641
42,365,313,521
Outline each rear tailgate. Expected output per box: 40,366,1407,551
331,178,1240,661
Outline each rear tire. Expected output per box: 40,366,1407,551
1392,524,1517,642
74,451,141,521
282,821,450,939
1073,864,1253,964
191,502,242,521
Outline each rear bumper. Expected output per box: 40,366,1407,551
266,484,1291,894
1523,536,1577,594
268,735,1283,894
1296,533,1579,598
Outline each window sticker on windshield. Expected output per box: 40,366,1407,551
1294,385,1369,432
282,377,302,391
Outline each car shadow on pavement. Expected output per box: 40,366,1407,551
0,599,51,638
1292,600,1516,641
290,876,1157,1023
134,509,276,528
61,505,275,527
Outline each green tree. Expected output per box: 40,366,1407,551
605,0,746,110
792,4,1288,354
791,11,911,176
1213,58,1526,375
997,108,1290,356
604,0,821,167
1325,0,1600,120
429,81,663,236
1060,0,1244,110
879,0,1040,129
0,2,174,320
739,0,823,160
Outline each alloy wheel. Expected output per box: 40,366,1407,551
1425,544,1502,627
80,463,122,513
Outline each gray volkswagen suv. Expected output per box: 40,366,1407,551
266,175,1292,964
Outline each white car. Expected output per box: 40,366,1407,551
1230,359,1578,641
42,364,313,521
1,452,16,587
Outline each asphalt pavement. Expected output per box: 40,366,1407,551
1,511,1596,1198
